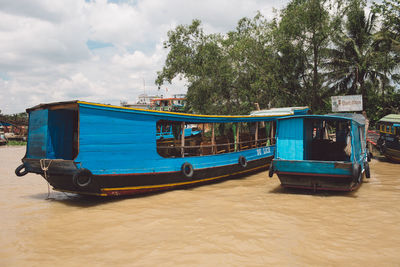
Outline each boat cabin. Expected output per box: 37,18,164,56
271,114,369,191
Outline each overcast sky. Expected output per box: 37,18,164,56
0,0,288,114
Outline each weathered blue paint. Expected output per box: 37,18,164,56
26,109,76,160
273,159,351,176
276,118,304,160
26,109,48,159
20,101,309,195
23,101,307,175
47,109,75,159
272,114,368,190
74,104,276,175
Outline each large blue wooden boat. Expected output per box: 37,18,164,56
377,114,400,163
269,114,370,191
15,101,308,196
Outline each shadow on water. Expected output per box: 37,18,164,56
373,154,399,164
26,190,169,208
25,171,262,207
268,184,359,198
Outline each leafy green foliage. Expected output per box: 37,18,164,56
0,112,28,126
156,0,399,122
7,140,27,146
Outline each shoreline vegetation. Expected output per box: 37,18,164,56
156,0,399,127
4,141,26,146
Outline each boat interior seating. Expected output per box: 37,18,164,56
156,121,275,158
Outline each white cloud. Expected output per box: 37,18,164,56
0,0,286,114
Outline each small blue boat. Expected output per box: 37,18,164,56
377,114,400,163
269,114,370,191
156,123,201,140
15,101,308,196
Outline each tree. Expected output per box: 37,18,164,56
156,0,399,119
156,20,231,114
156,16,277,115
324,0,398,110
273,0,336,112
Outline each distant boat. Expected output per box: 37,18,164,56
15,101,309,196
377,114,400,163
150,96,186,112
269,114,370,191
0,125,7,145
156,123,202,140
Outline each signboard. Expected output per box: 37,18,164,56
331,95,363,112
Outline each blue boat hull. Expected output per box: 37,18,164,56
23,156,272,196
273,159,363,191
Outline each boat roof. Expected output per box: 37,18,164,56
277,113,366,125
250,106,309,116
26,100,79,112
379,114,400,124
26,100,307,123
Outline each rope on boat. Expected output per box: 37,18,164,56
40,159,53,200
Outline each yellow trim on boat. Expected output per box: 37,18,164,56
101,164,269,192
77,101,307,119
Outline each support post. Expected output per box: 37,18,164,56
270,122,274,145
211,123,216,154
235,123,240,151
255,122,259,148
181,122,185,157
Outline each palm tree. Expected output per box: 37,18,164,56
324,0,384,107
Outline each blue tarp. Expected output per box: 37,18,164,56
0,121,12,126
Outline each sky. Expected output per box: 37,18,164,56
0,0,288,114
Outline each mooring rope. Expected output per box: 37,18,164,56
40,159,53,200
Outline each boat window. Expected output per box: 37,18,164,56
156,120,275,158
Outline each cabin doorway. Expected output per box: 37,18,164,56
47,109,78,160
304,119,351,162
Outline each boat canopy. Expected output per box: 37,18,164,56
250,107,309,116
278,113,366,125
379,114,400,124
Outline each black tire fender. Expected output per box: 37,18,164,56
364,162,370,179
181,162,194,178
73,168,92,188
238,156,247,168
381,142,387,154
15,164,28,177
352,163,361,181
268,162,274,178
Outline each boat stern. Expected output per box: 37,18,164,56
271,159,360,191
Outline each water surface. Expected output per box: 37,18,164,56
1,146,400,266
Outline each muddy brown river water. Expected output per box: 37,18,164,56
1,146,400,266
